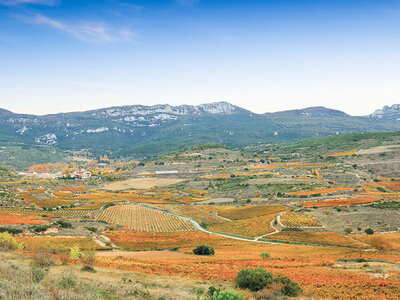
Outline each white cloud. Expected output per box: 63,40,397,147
30,14,134,43
0,0,56,6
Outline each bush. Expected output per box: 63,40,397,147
30,225,50,233
57,272,77,289
193,245,214,256
30,264,49,283
81,251,96,272
55,220,72,228
365,228,374,235
209,291,245,300
0,227,22,235
275,276,302,296
0,232,23,250
236,268,273,292
85,226,97,233
344,227,353,234
260,252,270,259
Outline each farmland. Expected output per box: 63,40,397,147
1,136,400,299
95,204,195,231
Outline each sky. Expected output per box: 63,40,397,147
0,0,400,116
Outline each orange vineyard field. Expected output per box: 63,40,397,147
290,186,352,196
95,204,195,231
299,197,379,208
0,213,45,225
217,205,287,220
280,212,321,227
262,231,367,248
100,230,400,299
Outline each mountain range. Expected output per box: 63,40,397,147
1,102,400,159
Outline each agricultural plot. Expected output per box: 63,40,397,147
16,236,109,251
290,187,352,196
17,194,76,209
299,197,379,208
0,213,45,225
352,234,400,251
0,208,96,219
280,212,321,227
102,178,185,191
209,211,285,237
262,231,367,248
217,205,287,220
158,205,225,225
95,204,195,232
364,181,400,191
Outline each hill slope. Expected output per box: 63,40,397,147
1,102,400,160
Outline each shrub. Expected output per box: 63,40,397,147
30,225,49,233
0,232,23,250
260,252,270,259
0,227,23,235
85,226,97,233
30,264,49,283
70,244,81,264
344,227,353,234
208,291,245,300
193,245,214,256
57,272,77,289
55,220,72,228
81,251,96,272
236,268,273,292
275,276,302,296
32,251,55,268
365,228,374,235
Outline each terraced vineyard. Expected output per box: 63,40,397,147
95,204,195,232
0,208,96,218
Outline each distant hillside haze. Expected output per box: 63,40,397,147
1,102,400,158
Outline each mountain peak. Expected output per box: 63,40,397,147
370,104,400,119
196,101,238,114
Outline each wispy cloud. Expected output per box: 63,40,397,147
29,14,134,43
0,0,57,6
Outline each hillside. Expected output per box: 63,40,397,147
2,102,400,166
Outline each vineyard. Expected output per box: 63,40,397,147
217,205,287,220
0,213,45,225
95,204,195,232
280,212,321,227
0,208,96,219
290,187,352,196
262,231,367,248
323,150,357,157
299,197,380,208
364,181,400,191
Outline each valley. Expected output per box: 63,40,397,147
0,131,399,299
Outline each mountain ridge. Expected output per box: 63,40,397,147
1,101,400,160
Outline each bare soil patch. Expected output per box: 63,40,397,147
102,178,185,190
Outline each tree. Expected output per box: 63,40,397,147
193,245,214,256
365,228,374,235
236,268,274,292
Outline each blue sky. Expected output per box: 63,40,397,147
0,0,400,115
